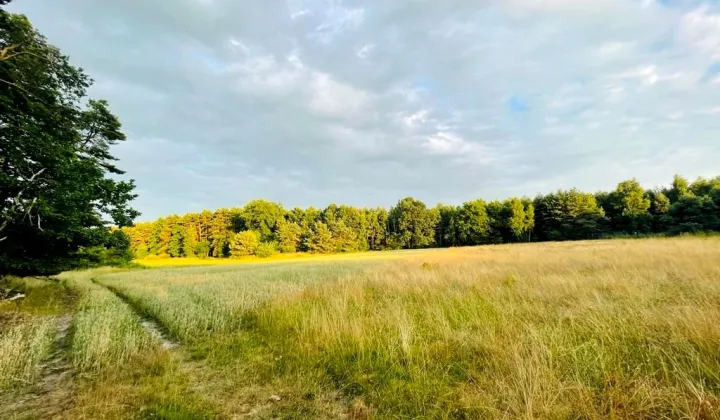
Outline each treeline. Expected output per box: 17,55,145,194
124,175,720,259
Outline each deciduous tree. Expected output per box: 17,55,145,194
388,197,439,249
0,7,138,274
230,230,261,257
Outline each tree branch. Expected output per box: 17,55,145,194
0,167,47,238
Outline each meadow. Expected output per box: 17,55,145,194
2,237,720,419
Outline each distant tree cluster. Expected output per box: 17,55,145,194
123,175,720,259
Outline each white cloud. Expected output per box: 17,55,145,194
613,65,683,86
308,73,371,117
424,132,471,155
312,6,365,43
290,9,310,19
356,44,375,59
699,107,720,115
602,84,626,103
678,6,720,59
598,41,635,57
14,0,720,217
422,132,500,166
506,0,628,14
403,110,429,128
226,44,372,118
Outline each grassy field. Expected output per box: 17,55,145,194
2,237,720,419
134,248,433,268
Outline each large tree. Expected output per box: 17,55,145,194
663,195,719,234
607,179,652,234
388,197,439,249
0,7,138,274
456,200,490,246
534,190,607,241
240,200,285,242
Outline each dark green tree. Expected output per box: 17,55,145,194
647,190,671,232
167,218,184,258
0,7,138,274
485,201,508,244
435,204,459,247
388,197,439,249
534,190,606,241
241,200,285,242
209,209,231,257
365,208,388,250
456,200,490,246
663,196,719,234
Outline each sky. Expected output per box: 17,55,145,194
8,0,720,220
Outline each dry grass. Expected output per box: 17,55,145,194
0,317,55,390
91,237,720,419
135,248,433,268
4,238,719,418
0,276,72,392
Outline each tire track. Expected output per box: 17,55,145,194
91,279,179,351
0,315,74,419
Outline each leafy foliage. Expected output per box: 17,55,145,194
230,231,261,257
0,7,137,275
388,197,439,249
123,175,720,260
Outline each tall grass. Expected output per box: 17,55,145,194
0,317,55,390
58,269,157,371
98,263,373,341
94,238,720,418
134,249,423,268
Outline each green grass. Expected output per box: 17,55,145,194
4,238,720,418
99,262,376,342
57,269,158,371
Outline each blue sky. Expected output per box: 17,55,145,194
8,0,720,220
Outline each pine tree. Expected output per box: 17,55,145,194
308,222,334,254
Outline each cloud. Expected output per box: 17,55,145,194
7,0,720,218
423,132,502,166
678,6,720,59
356,43,375,59
307,72,372,117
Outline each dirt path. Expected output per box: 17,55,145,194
94,279,179,351
0,315,75,419
141,319,178,350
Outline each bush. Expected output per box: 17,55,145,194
255,242,278,258
279,244,297,254
193,241,210,258
231,231,261,257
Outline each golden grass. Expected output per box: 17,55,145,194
0,317,55,390
92,237,720,418
135,248,437,268
5,238,720,418
0,276,72,393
